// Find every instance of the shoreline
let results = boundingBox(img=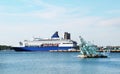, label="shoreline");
[49,49,120,53]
